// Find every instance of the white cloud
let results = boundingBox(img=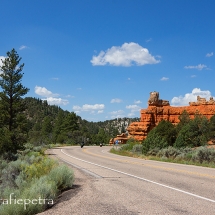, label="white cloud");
[110,98,123,103]
[35,86,69,106]
[51,77,59,80]
[65,94,75,98]
[171,88,213,106]
[110,110,124,115]
[0,56,5,68]
[128,112,135,117]
[134,100,142,104]
[73,104,105,113]
[146,38,152,42]
[73,106,81,112]
[35,86,59,97]
[82,104,104,111]
[126,105,141,112]
[0,56,5,74]
[44,97,69,105]
[184,64,207,70]
[206,52,213,57]
[110,110,125,119]
[160,77,169,81]
[19,45,28,50]
[91,42,160,66]
[191,75,196,78]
